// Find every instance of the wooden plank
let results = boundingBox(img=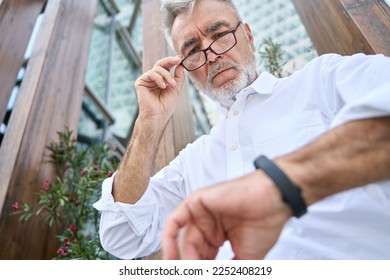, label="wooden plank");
[0,0,63,259]
[292,0,390,55]
[340,0,390,55]
[141,0,195,259]
[142,0,195,175]
[0,0,97,259]
[0,0,61,229]
[0,0,45,129]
